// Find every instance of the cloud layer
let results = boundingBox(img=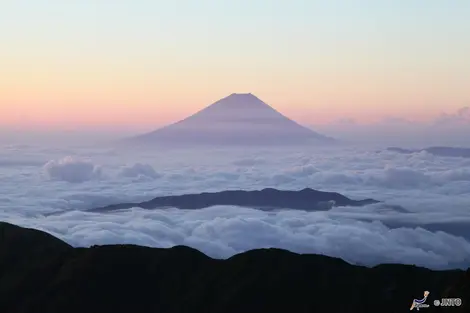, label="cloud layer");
[4,207,470,270]
[1,143,470,270]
